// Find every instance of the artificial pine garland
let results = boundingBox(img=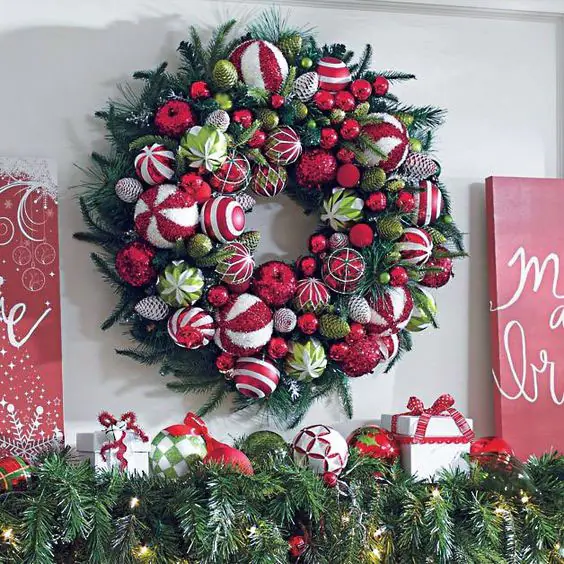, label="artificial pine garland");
[0,449,562,563]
